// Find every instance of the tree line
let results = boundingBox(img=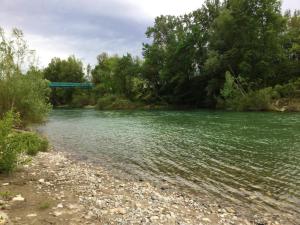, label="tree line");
[43,0,300,111]
[1,0,300,114]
